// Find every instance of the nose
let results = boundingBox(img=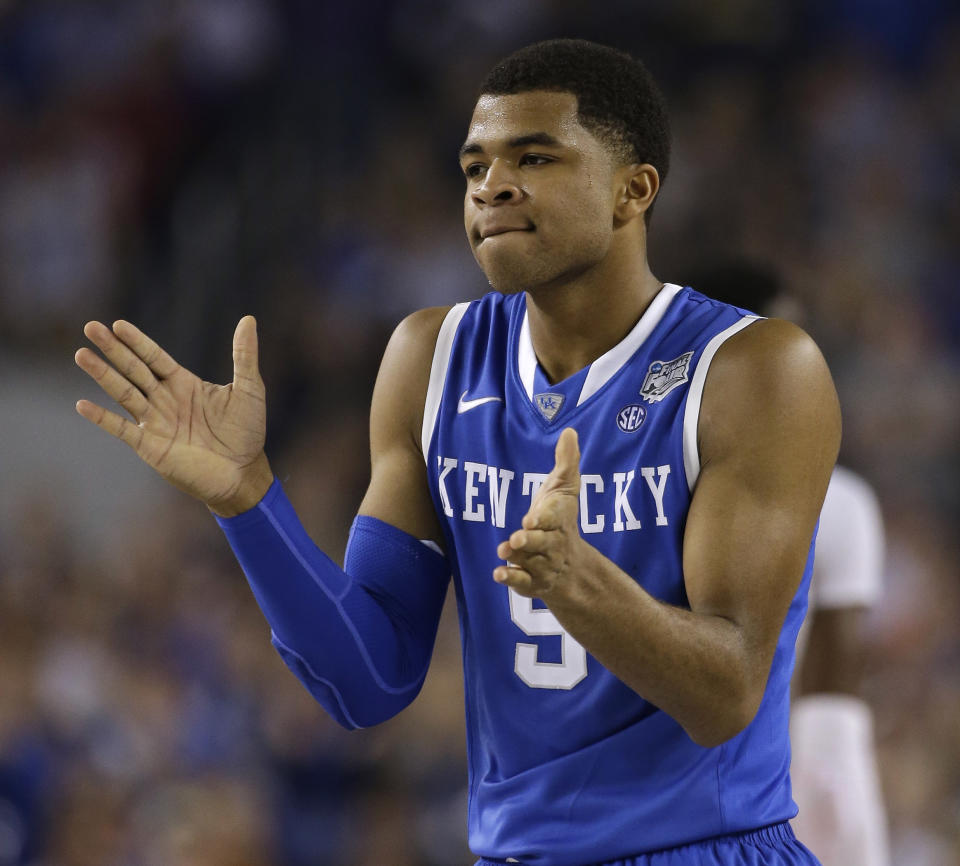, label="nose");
[472,159,522,207]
